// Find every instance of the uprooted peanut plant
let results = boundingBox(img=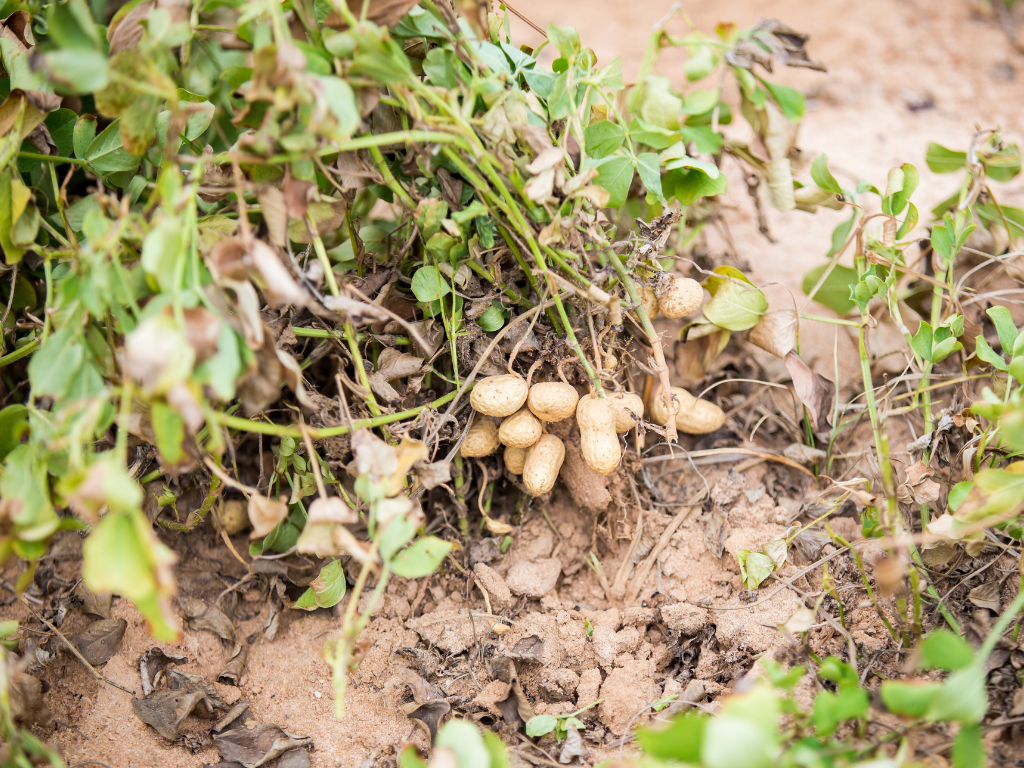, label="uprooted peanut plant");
[3,0,1024,765]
